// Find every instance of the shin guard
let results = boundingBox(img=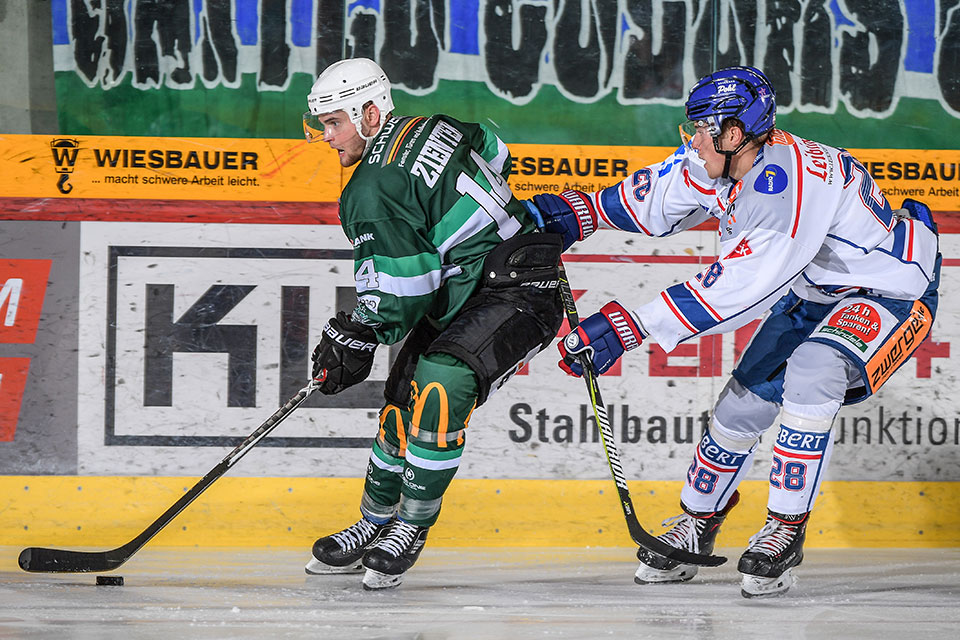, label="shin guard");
[767,410,835,515]
[360,404,408,522]
[398,353,478,527]
[681,424,757,513]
